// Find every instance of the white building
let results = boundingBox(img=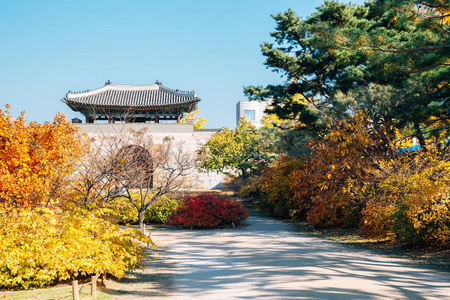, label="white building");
[236,100,267,128]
